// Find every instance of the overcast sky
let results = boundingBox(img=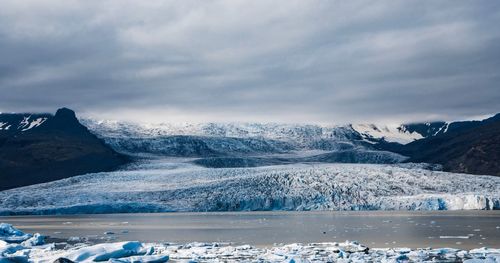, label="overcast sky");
[1,1,499,124]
